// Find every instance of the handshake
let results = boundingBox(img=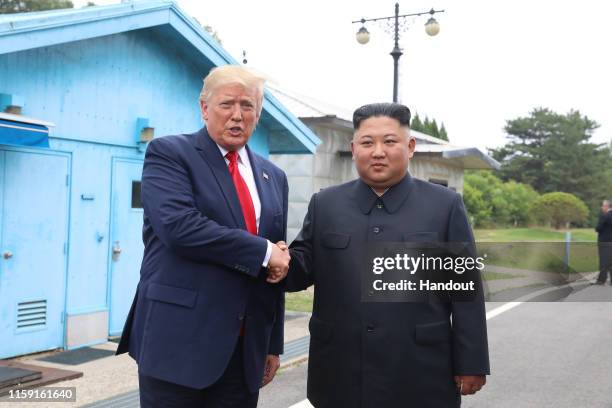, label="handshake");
[266,241,290,284]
